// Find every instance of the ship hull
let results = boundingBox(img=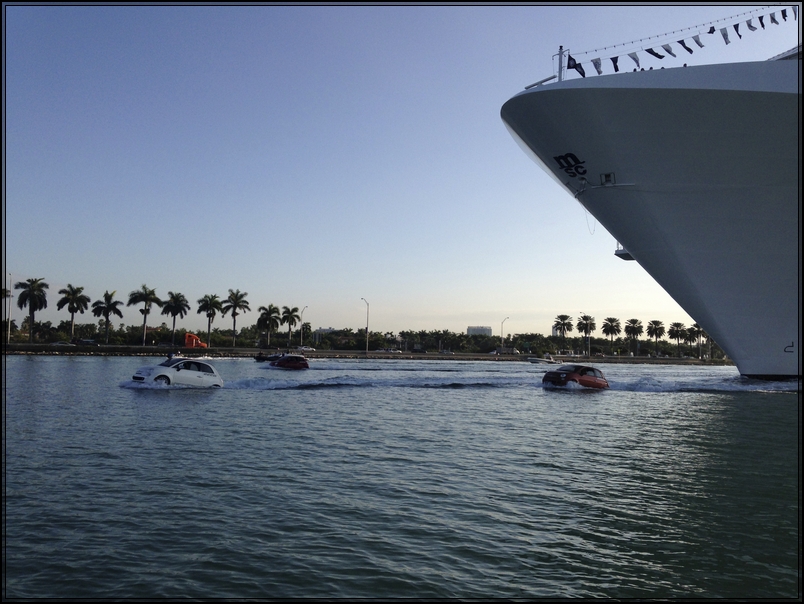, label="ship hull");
[501,60,801,378]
